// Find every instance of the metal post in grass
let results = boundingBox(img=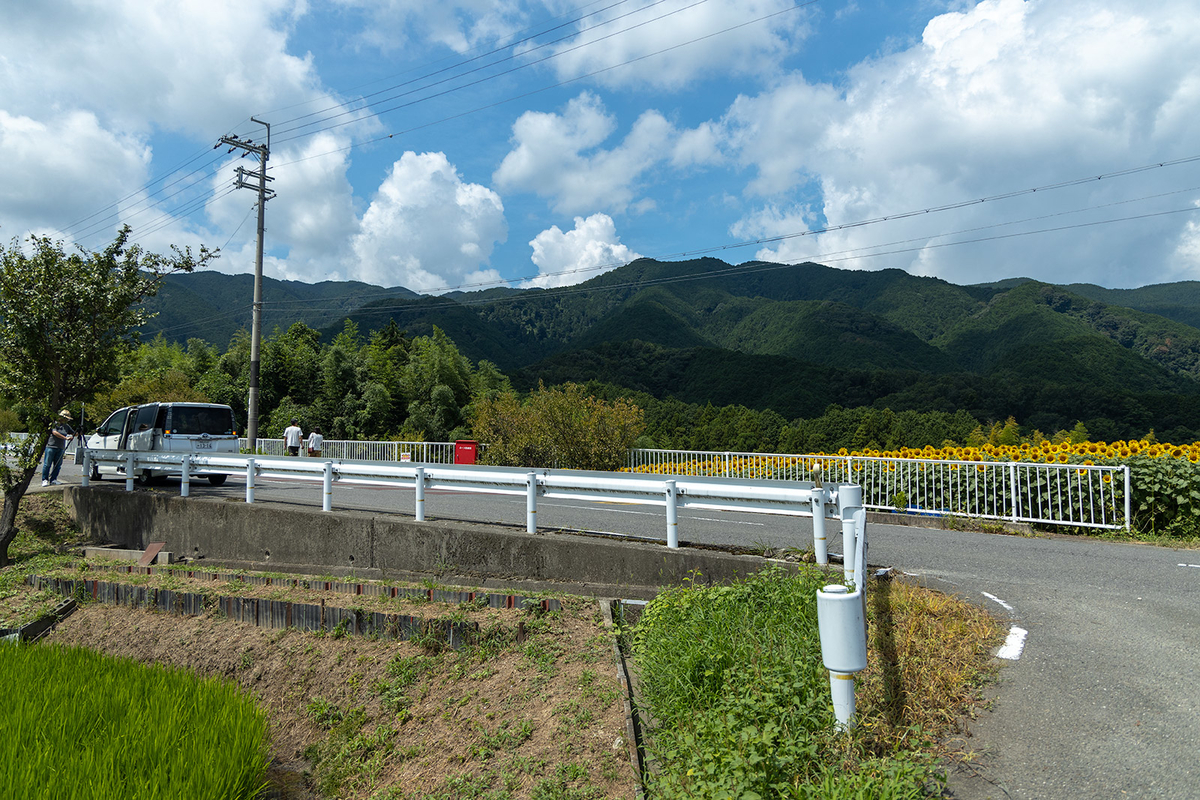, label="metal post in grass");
[817,483,869,730]
[415,467,425,521]
[817,583,867,730]
[526,472,537,534]
[245,458,256,504]
[180,456,191,498]
[665,479,678,548]
[322,461,333,512]
[125,452,135,492]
